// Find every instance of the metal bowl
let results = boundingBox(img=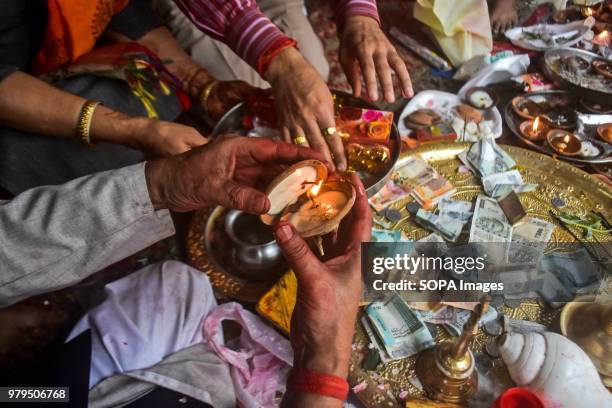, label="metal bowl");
[224,209,283,272]
[543,47,612,105]
[212,90,401,197]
